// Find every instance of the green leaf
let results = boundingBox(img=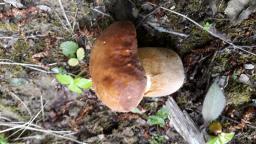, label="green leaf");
[68,58,79,66]
[76,48,85,61]
[131,107,144,114]
[203,22,212,31]
[207,136,221,144]
[219,133,234,144]
[60,41,79,58]
[55,74,73,85]
[68,84,82,94]
[147,115,165,127]
[207,133,234,144]
[74,78,92,89]
[156,107,169,120]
